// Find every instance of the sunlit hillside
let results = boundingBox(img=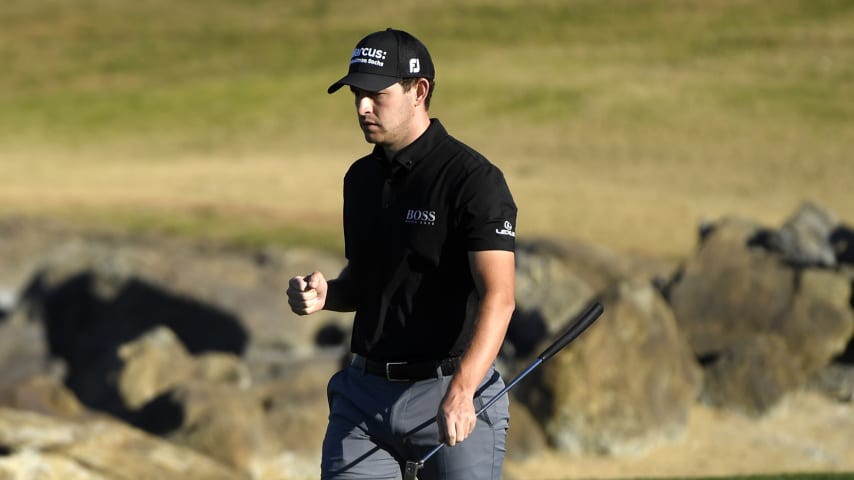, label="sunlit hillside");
[1,0,852,258]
